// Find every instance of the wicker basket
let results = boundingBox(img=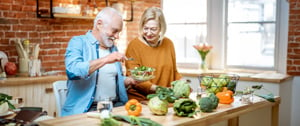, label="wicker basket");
[197,73,240,94]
